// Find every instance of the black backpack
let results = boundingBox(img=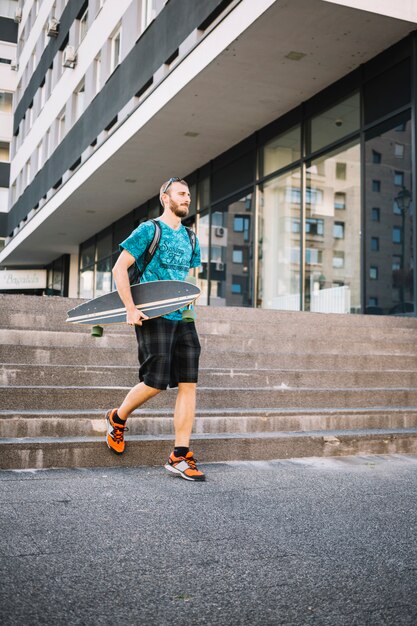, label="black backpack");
[128,219,196,286]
